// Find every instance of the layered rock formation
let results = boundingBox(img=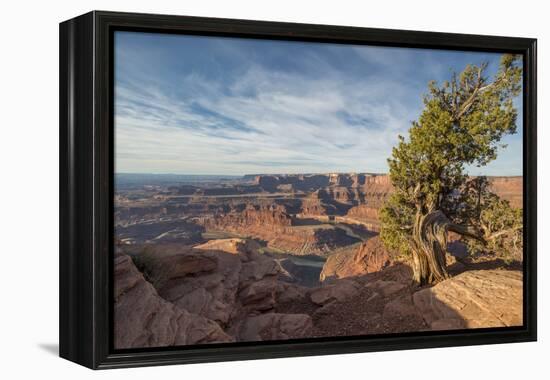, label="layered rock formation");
[203,203,360,255]
[299,196,335,216]
[116,173,521,255]
[345,205,381,224]
[253,173,331,192]
[202,204,291,241]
